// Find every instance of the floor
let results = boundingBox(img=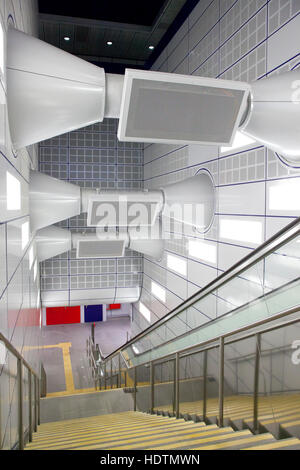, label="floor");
[39,317,131,395]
